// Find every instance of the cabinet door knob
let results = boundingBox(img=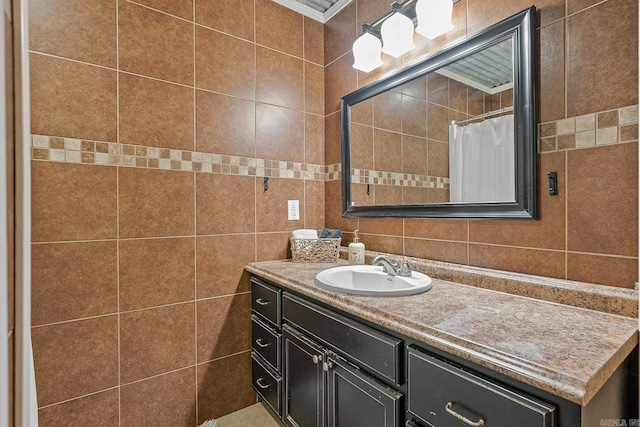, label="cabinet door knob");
[445,402,485,427]
[255,338,270,348]
[312,355,320,364]
[323,361,333,371]
[255,378,271,389]
[255,298,269,306]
